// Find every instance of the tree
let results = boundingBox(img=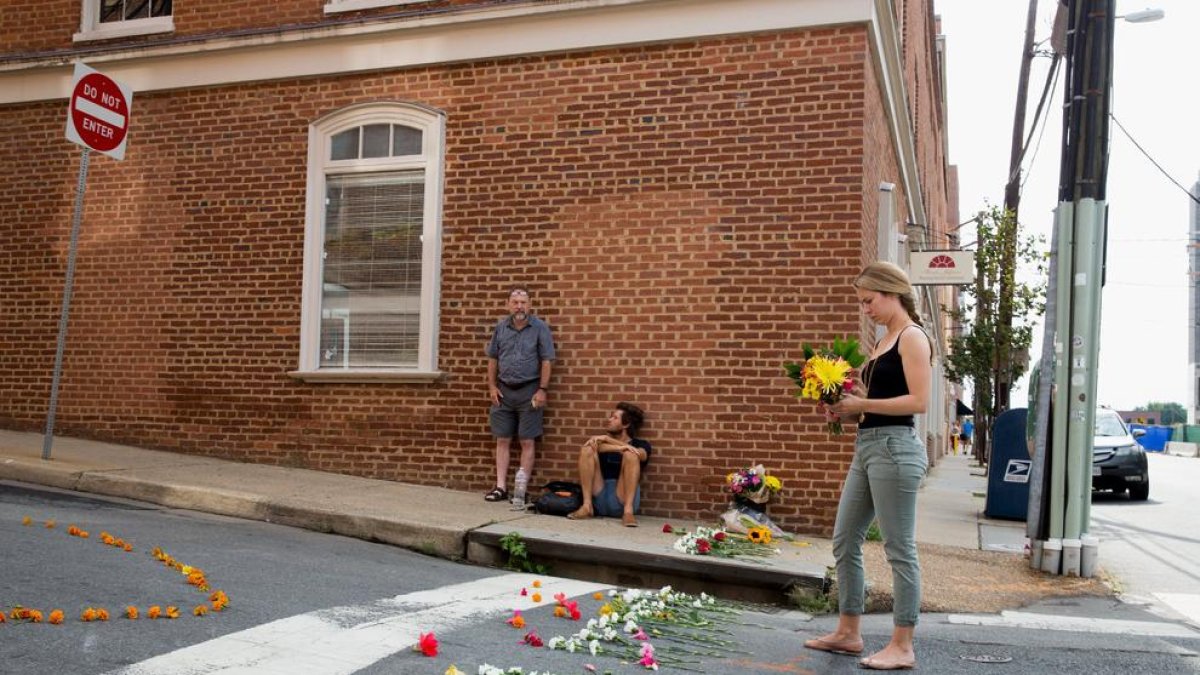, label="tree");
[1136,402,1187,426]
[944,206,1047,463]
